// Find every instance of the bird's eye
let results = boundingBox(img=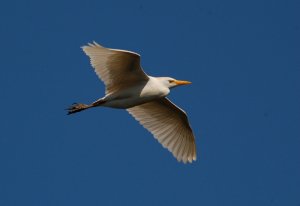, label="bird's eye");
[168,80,174,83]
